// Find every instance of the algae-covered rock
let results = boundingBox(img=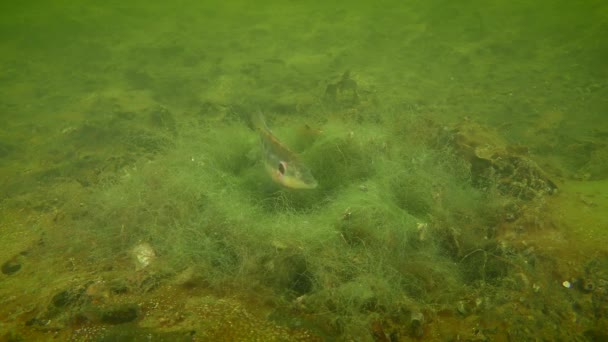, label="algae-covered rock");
[452,119,557,200]
[100,304,139,324]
